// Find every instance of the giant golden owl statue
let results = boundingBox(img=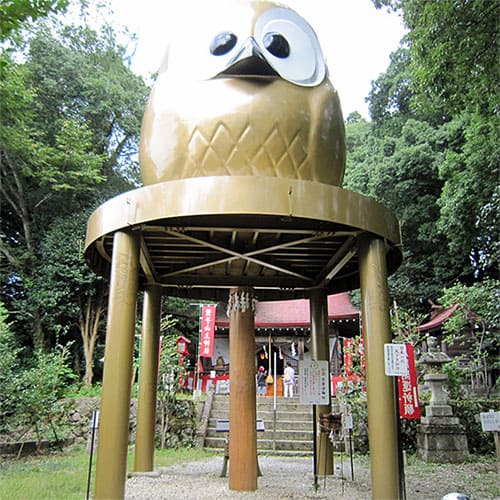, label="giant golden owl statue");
[140,1,345,186]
